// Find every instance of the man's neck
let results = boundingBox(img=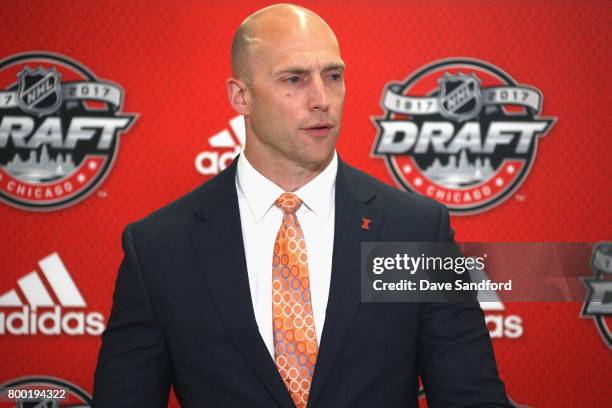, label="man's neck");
[242,147,333,192]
